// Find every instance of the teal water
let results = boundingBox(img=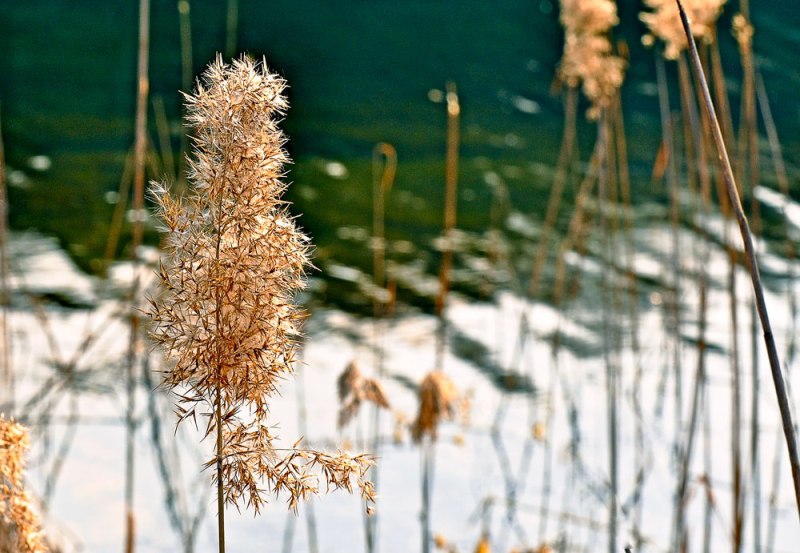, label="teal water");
[1,0,800,315]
